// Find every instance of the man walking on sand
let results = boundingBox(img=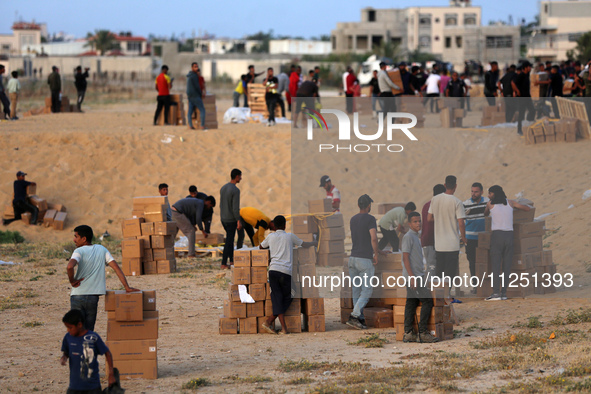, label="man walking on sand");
[67,225,139,331]
[346,194,386,330]
[428,175,466,302]
[187,62,206,130]
[48,66,61,113]
[154,65,172,125]
[220,169,243,269]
